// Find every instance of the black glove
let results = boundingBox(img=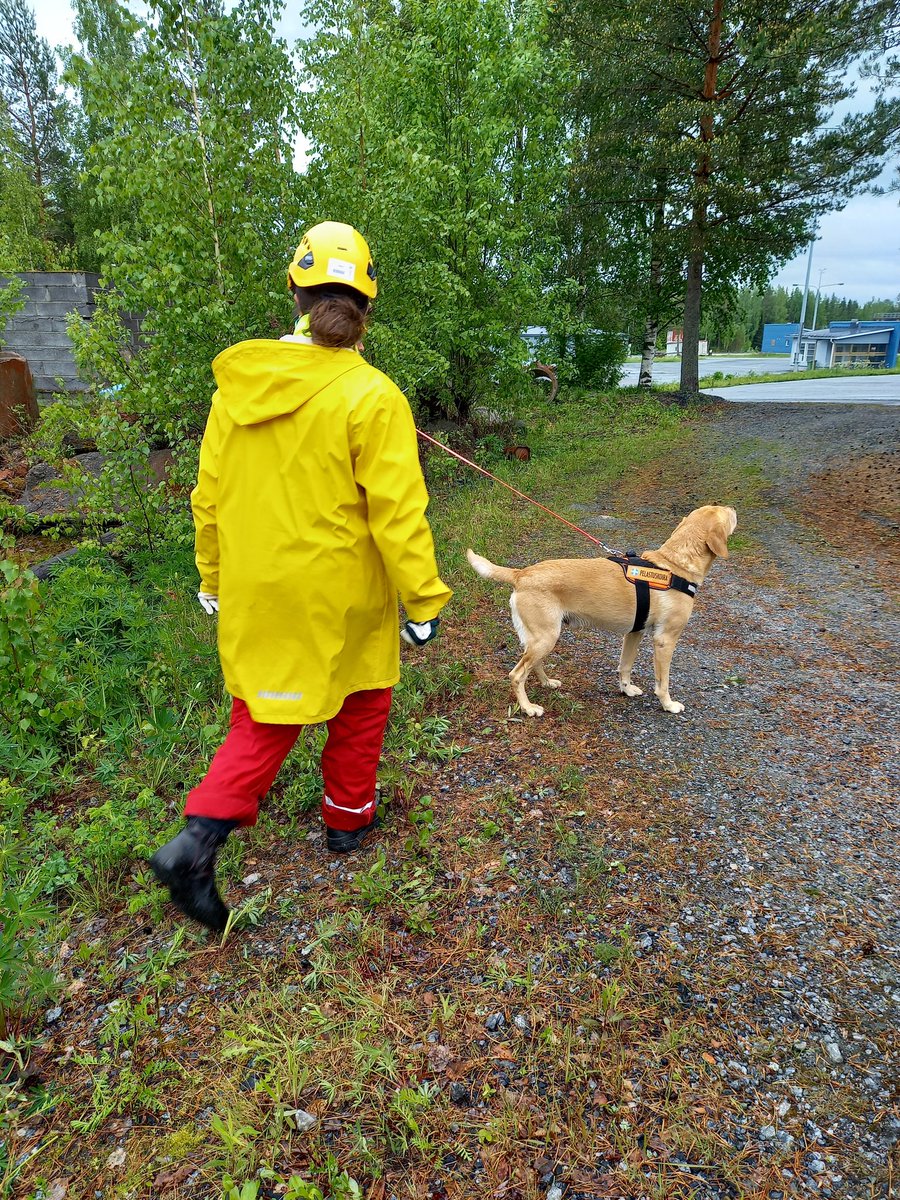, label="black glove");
[401,617,440,646]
